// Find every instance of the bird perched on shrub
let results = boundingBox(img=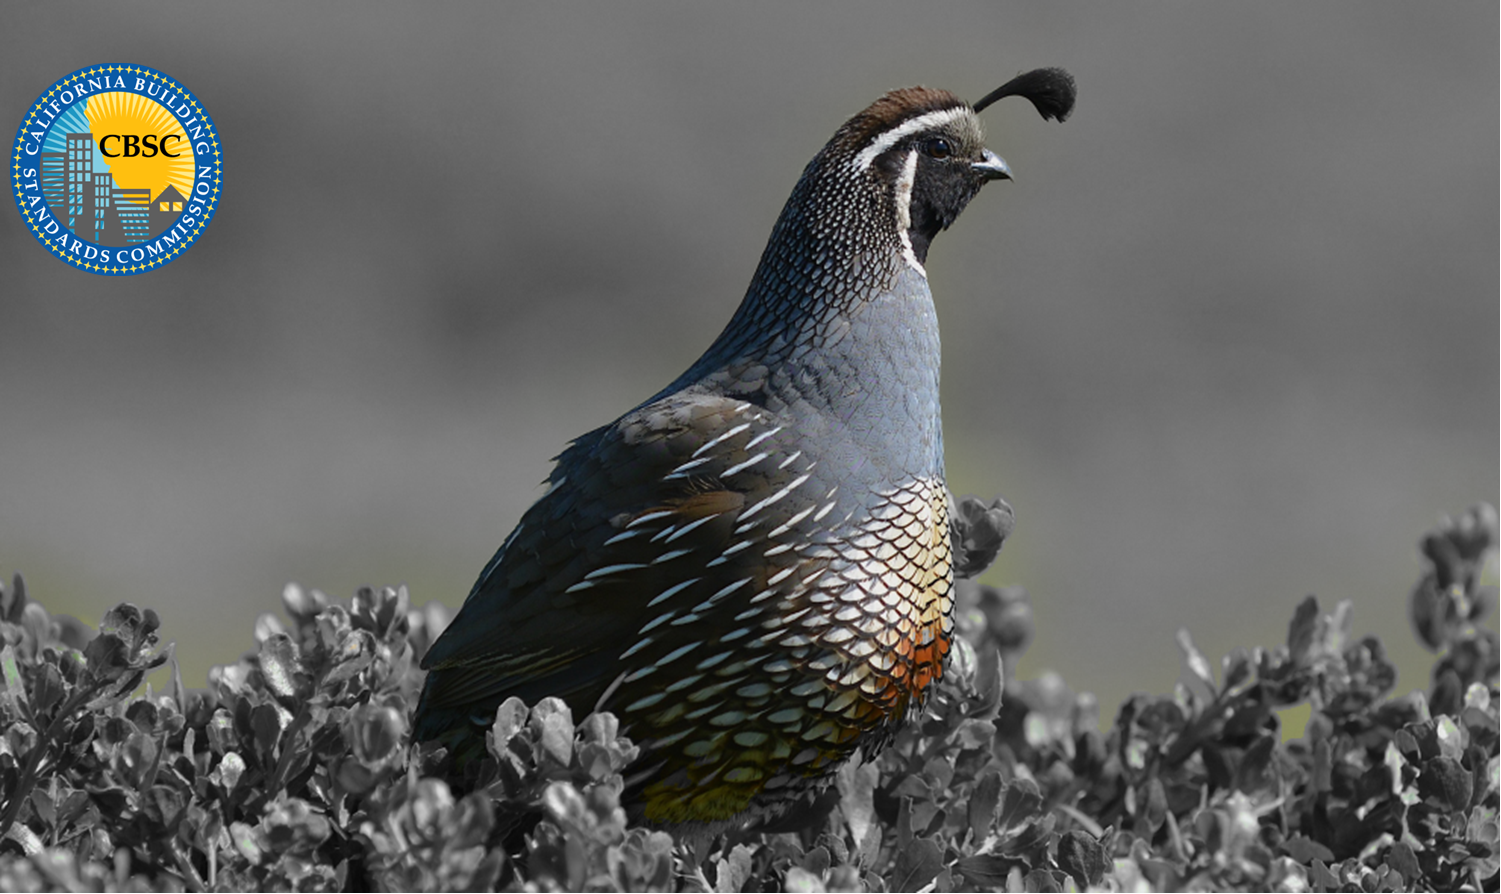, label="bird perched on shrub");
[416,69,1075,826]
